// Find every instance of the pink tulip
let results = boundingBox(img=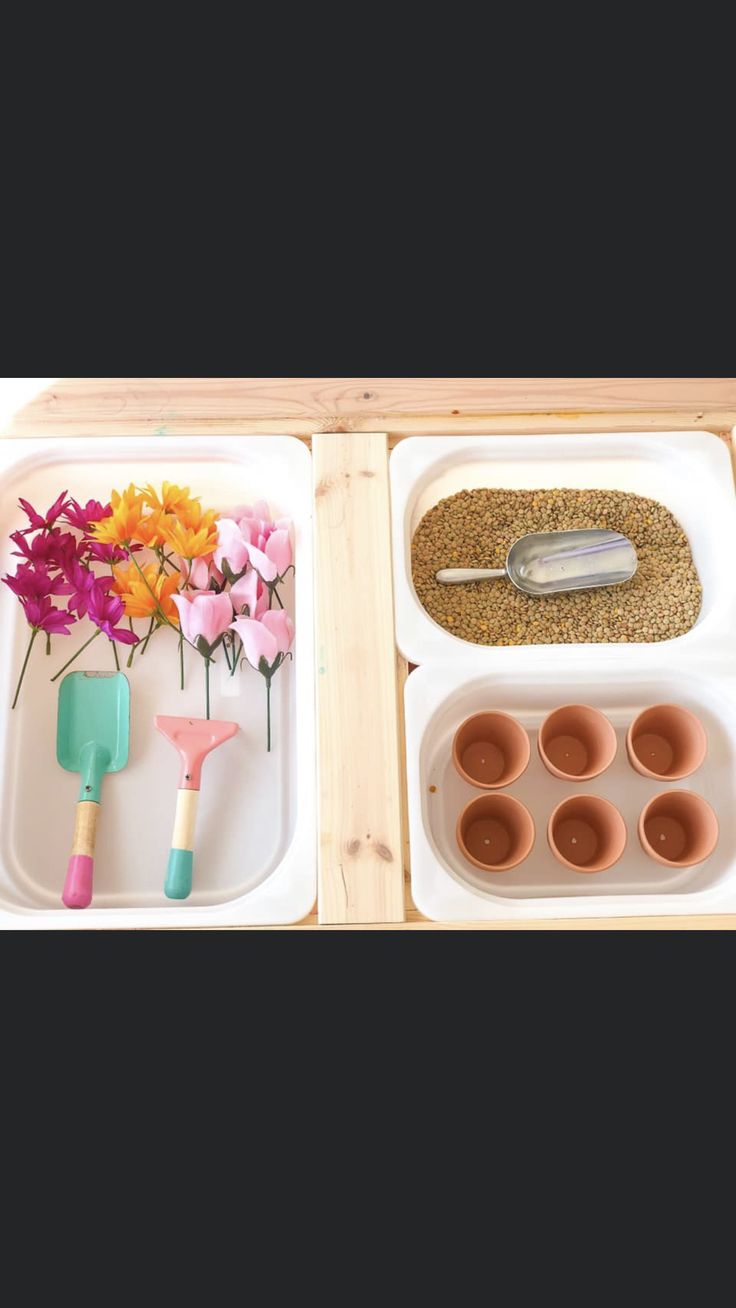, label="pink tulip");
[213,518,250,574]
[173,591,233,651]
[229,567,261,617]
[246,544,278,584]
[178,556,219,590]
[231,610,294,671]
[261,609,295,653]
[265,528,292,577]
